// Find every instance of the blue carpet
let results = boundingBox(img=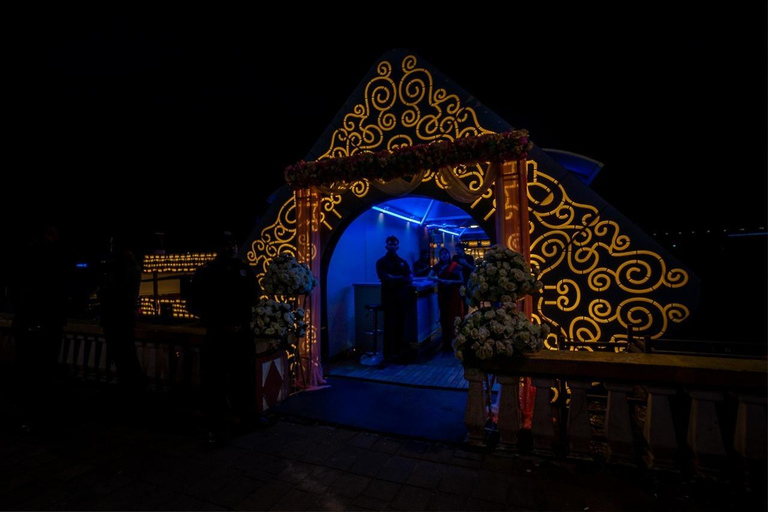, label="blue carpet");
[271,377,469,443]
